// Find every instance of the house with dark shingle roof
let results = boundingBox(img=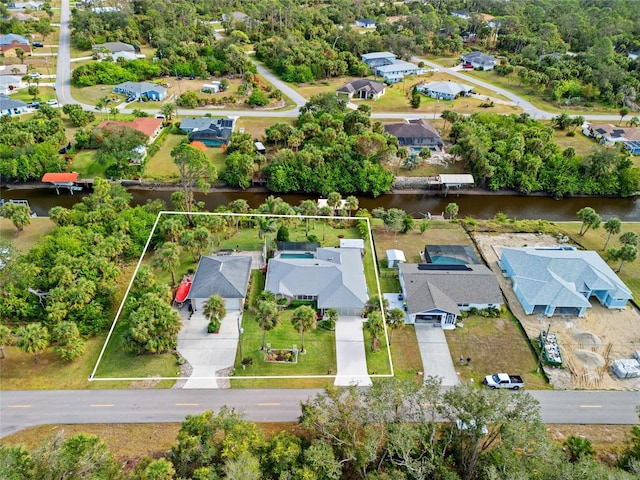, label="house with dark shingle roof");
[384,118,443,151]
[461,51,497,70]
[399,263,503,328]
[336,79,386,100]
[188,255,252,311]
[0,94,27,115]
[265,247,369,316]
[500,247,632,317]
[180,117,236,146]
